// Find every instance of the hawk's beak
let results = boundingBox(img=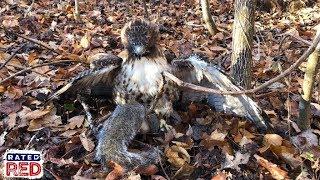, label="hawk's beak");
[133,45,146,56]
